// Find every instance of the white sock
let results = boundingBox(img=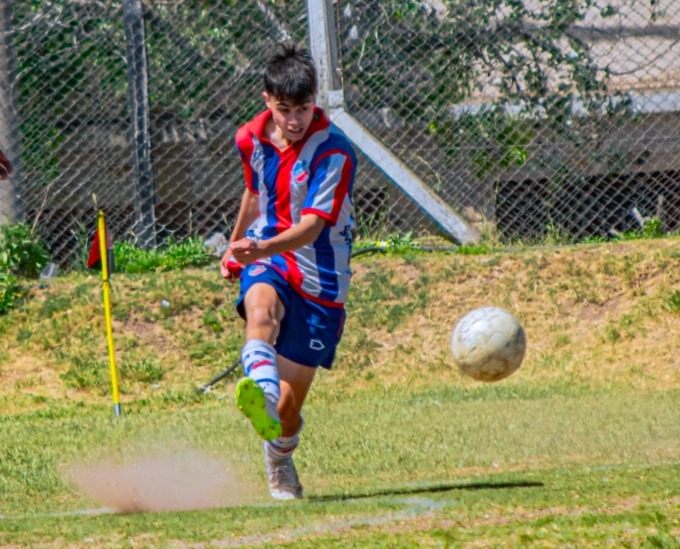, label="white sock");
[241,339,280,401]
[266,417,304,460]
